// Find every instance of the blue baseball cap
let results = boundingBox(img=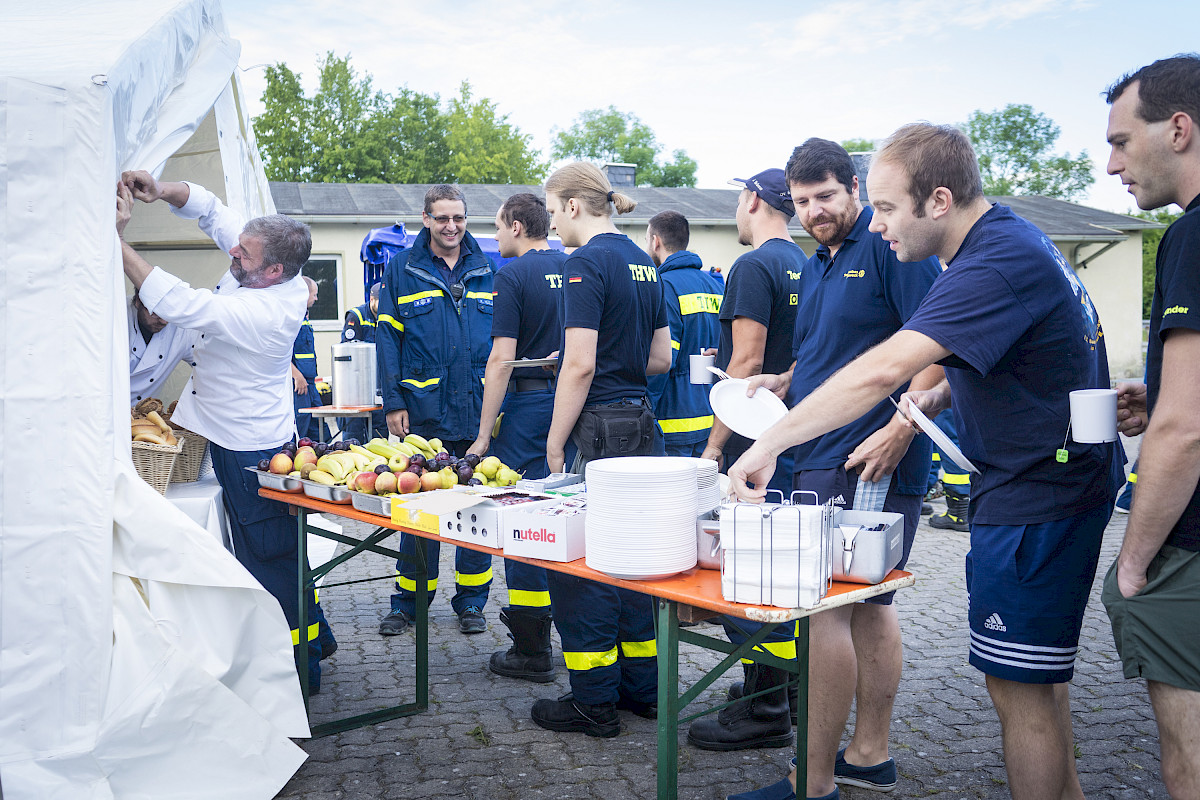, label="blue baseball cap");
[728,168,795,217]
